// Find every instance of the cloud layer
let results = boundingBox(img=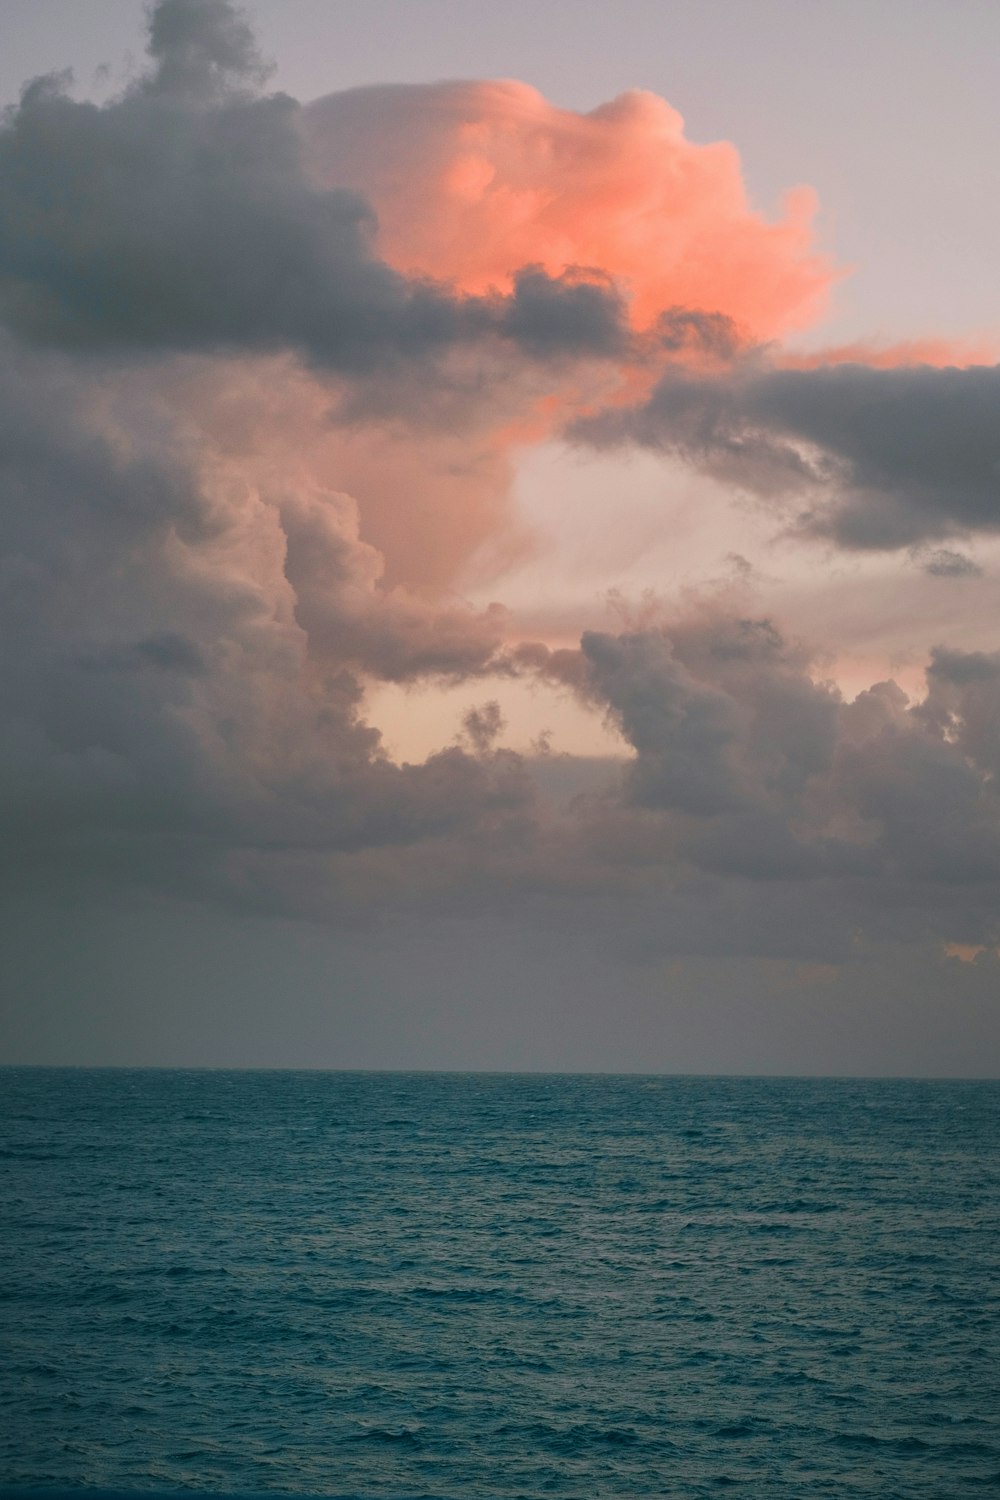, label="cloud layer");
[1,0,998,1068]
